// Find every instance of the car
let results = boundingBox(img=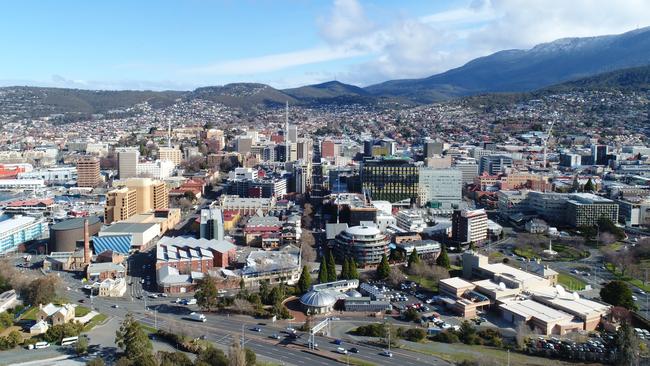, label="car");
[305,342,318,348]
[633,295,639,301]
[251,327,262,332]
[333,339,342,345]
[160,293,168,297]
[349,347,359,353]
[112,304,119,308]
[381,350,393,357]
[636,288,646,295]
[78,299,85,303]
[269,334,281,340]
[149,294,158,299]
[336,347,348,354]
